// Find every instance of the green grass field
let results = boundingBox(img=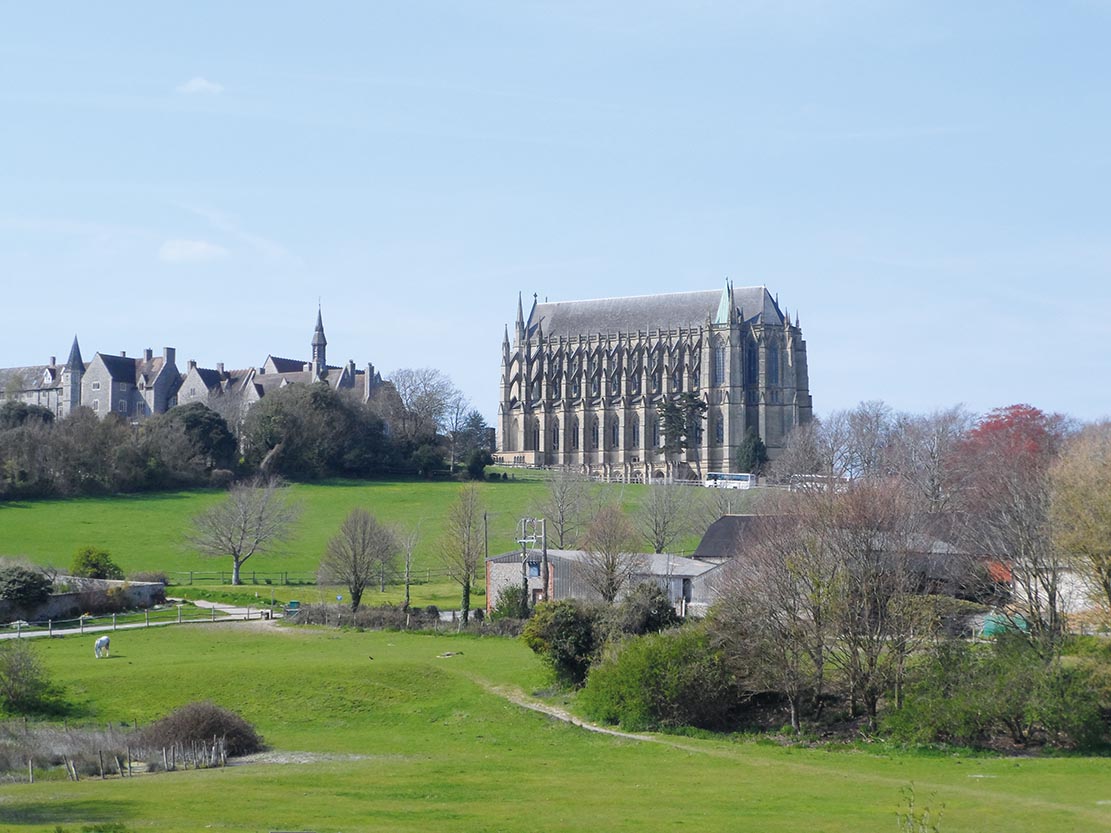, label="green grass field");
[0,476,768,610]
[4,623,1110,833]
